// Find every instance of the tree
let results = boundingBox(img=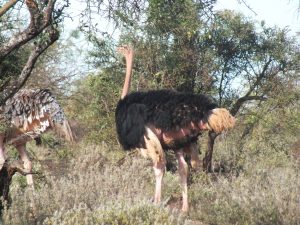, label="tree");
[201,10,299,171]
[0,0,69,105]
[142,0,216,92]
[86,2,299,171]
[0,0,69,210]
